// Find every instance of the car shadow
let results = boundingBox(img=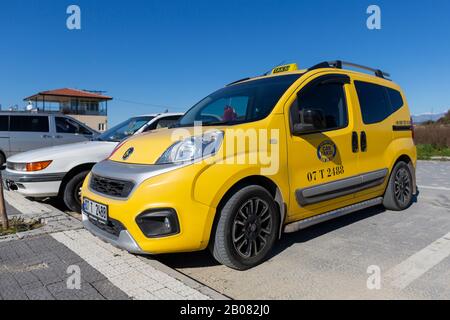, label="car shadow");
[156,205,388,269]
[268,205,386,260]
